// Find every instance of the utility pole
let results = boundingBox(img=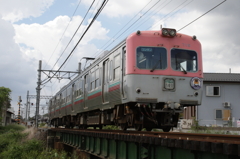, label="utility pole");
[18,96,22,124]
[35,60,81,127]
[25,90,29,123]
[36,61,42,127]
